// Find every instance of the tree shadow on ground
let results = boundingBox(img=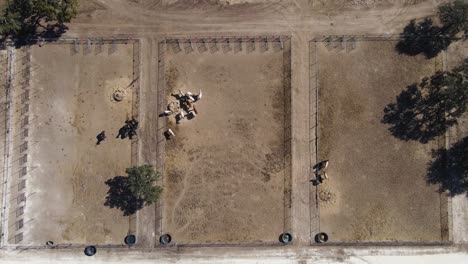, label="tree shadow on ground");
[396,19,453,59]
[382,67,466,143]
[10,23,68,48]
[104,176,144,216]
[382,83,453,144]
[427,136,468,197]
